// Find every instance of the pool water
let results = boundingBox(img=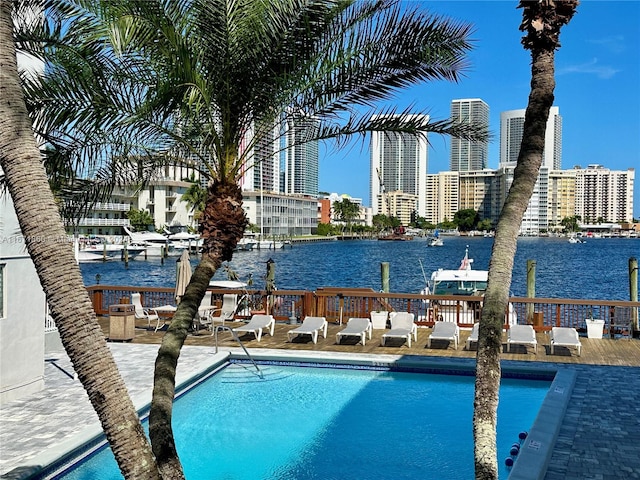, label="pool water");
[55,364,550,479]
